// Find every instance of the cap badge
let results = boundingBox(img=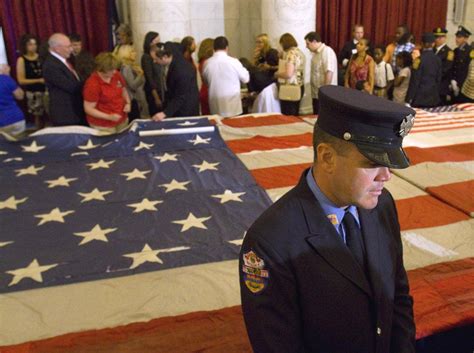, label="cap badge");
[343,132,352,141]
[398,114,415,137]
